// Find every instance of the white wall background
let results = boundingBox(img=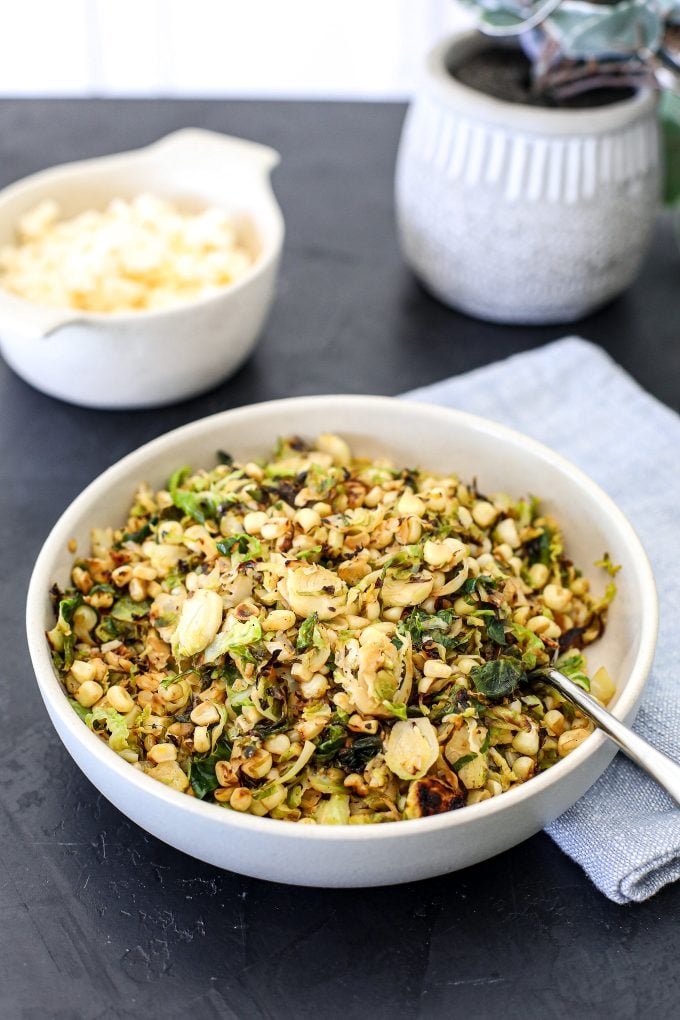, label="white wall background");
[0,0,471,99]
